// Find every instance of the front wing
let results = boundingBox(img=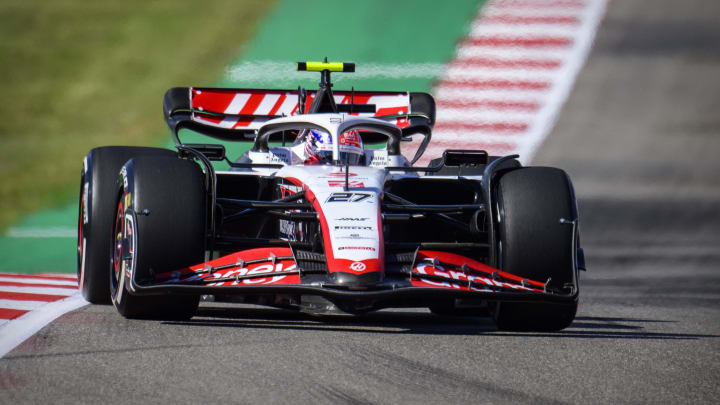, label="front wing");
[127,248,577,309]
